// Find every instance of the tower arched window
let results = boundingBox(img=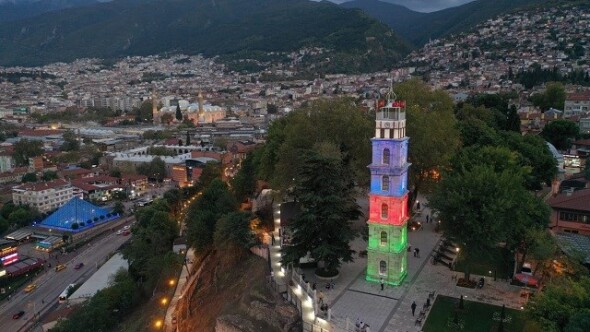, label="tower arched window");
[380,231,387,246]
[383,148,390,165]
[379,260,387,275]
[381,175,389,191]
[381,203,388,219]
